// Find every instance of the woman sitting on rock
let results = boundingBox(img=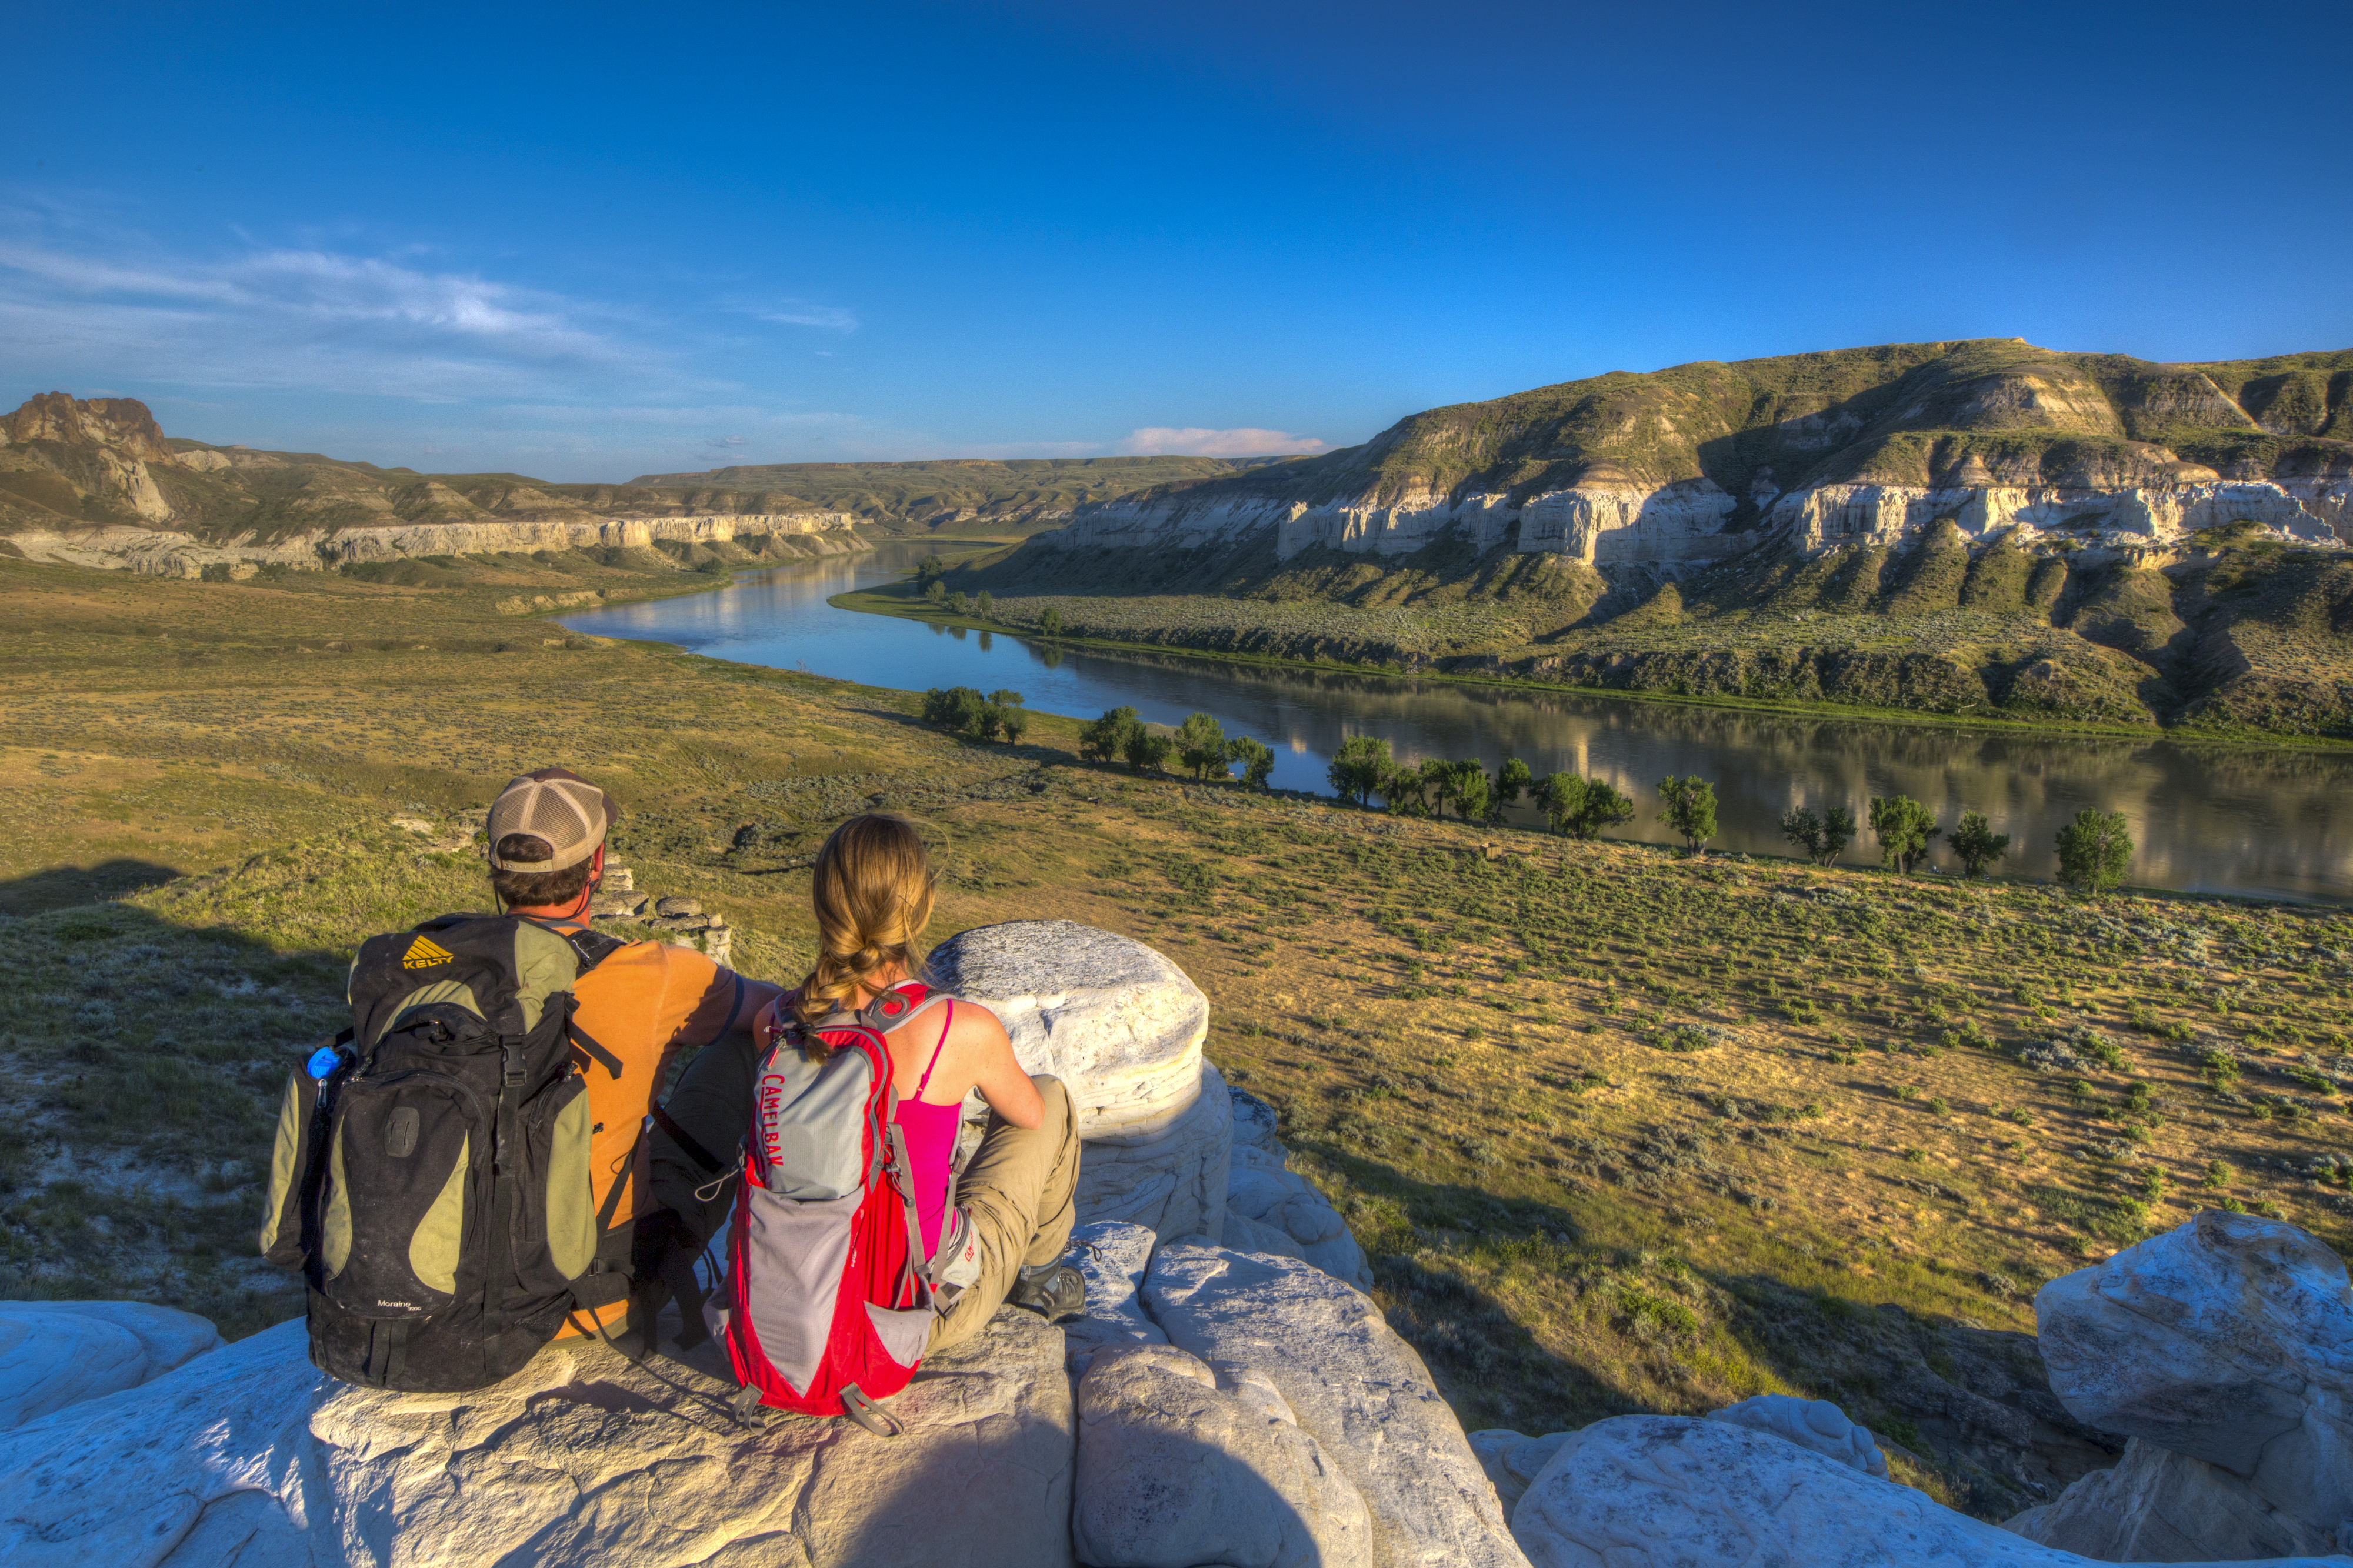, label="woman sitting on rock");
[647,811,1084,1355]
